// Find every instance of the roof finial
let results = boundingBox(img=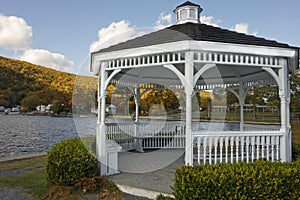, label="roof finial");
[174,1,203,24]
